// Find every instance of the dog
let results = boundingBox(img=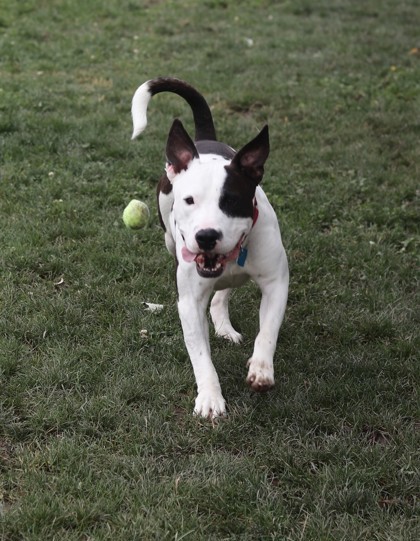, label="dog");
[131,78,289,418]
